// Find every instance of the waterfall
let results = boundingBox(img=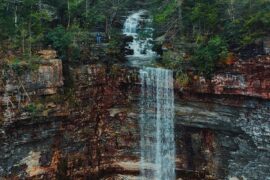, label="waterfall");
[123,11,175,180]
[123,11,157,66]
[139,68,175,180]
